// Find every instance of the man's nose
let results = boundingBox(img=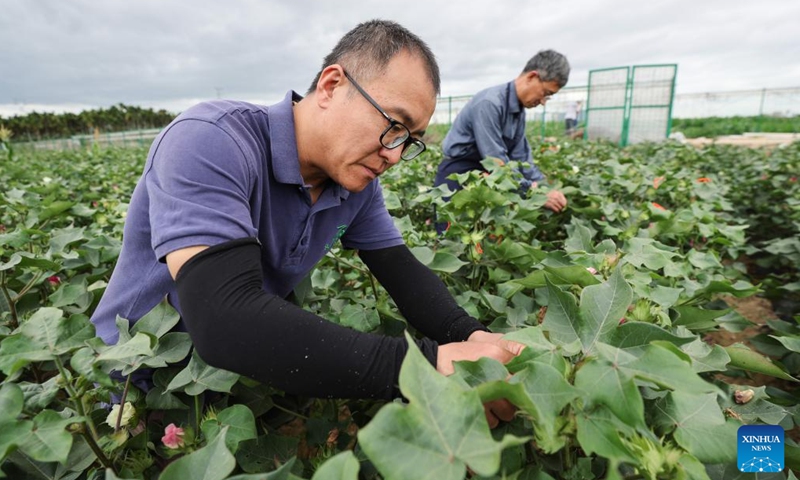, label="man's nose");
[380,145,404,166]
